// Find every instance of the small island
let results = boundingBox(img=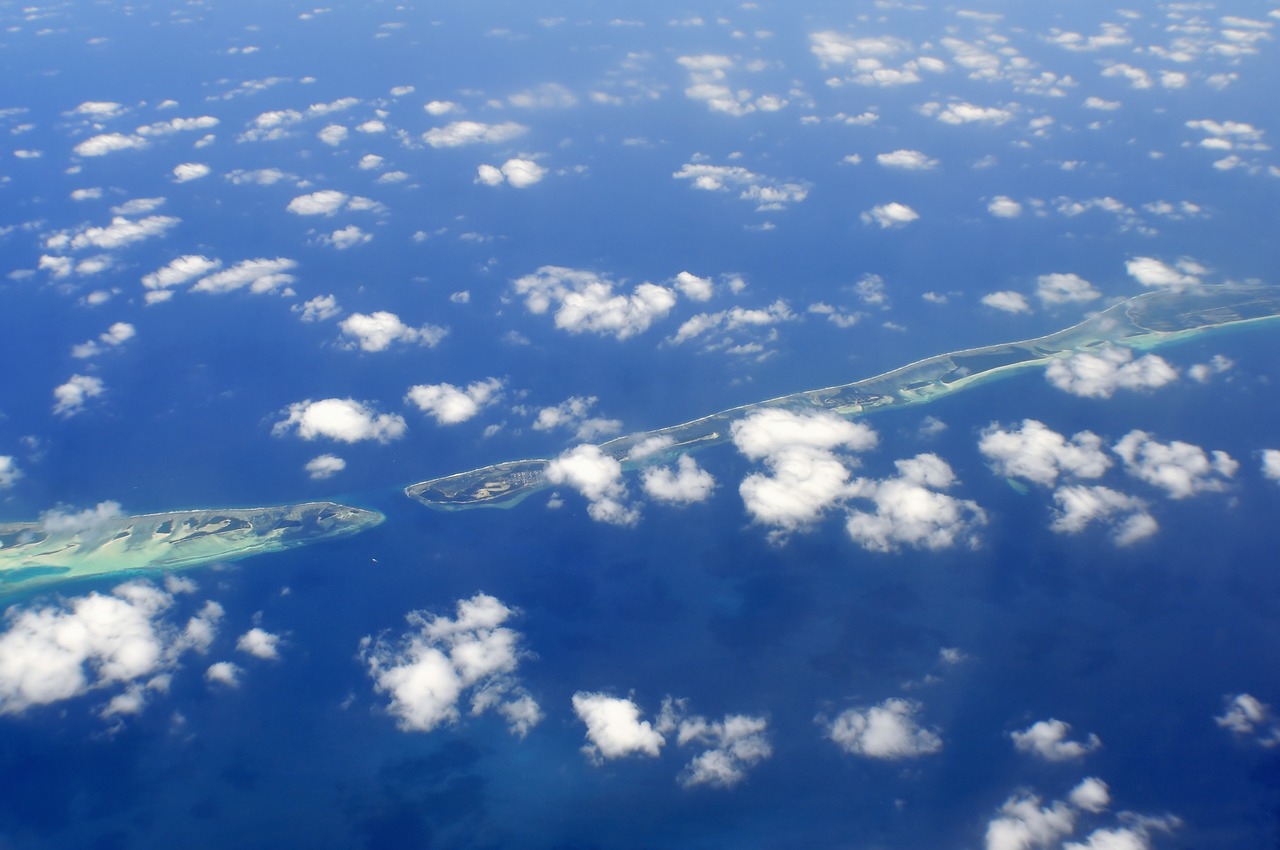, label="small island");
[0,501,384,597]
